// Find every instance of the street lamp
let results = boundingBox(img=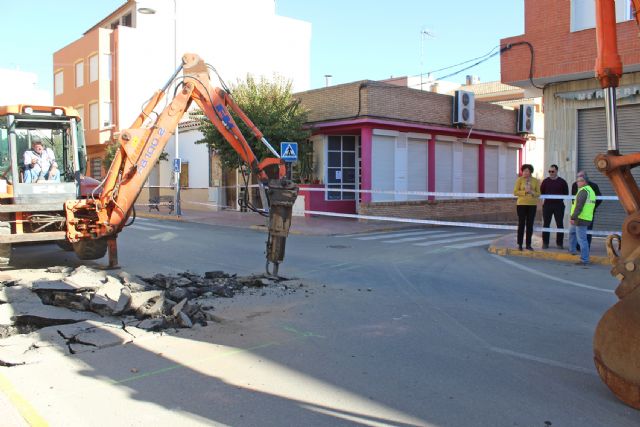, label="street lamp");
[420,29,435,91]
[138,2,181,215]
